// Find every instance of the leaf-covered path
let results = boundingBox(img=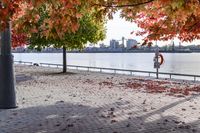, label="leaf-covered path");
[1,65,200,133]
